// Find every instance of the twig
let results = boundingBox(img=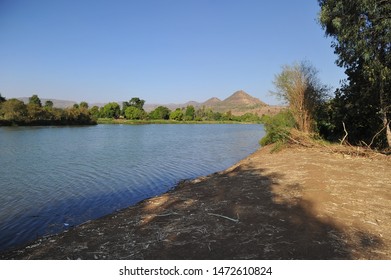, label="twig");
[156,212,179,217]
[207,213,239,223]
